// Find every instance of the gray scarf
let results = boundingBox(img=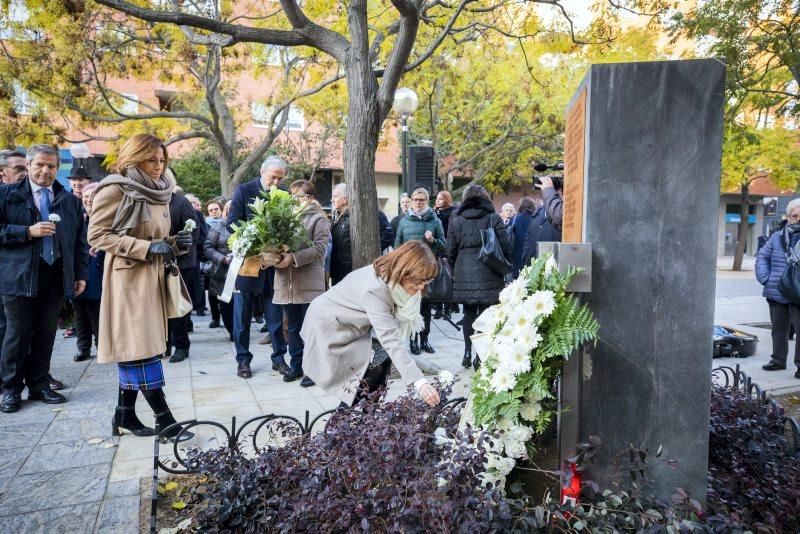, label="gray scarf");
[92,166,175,235]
